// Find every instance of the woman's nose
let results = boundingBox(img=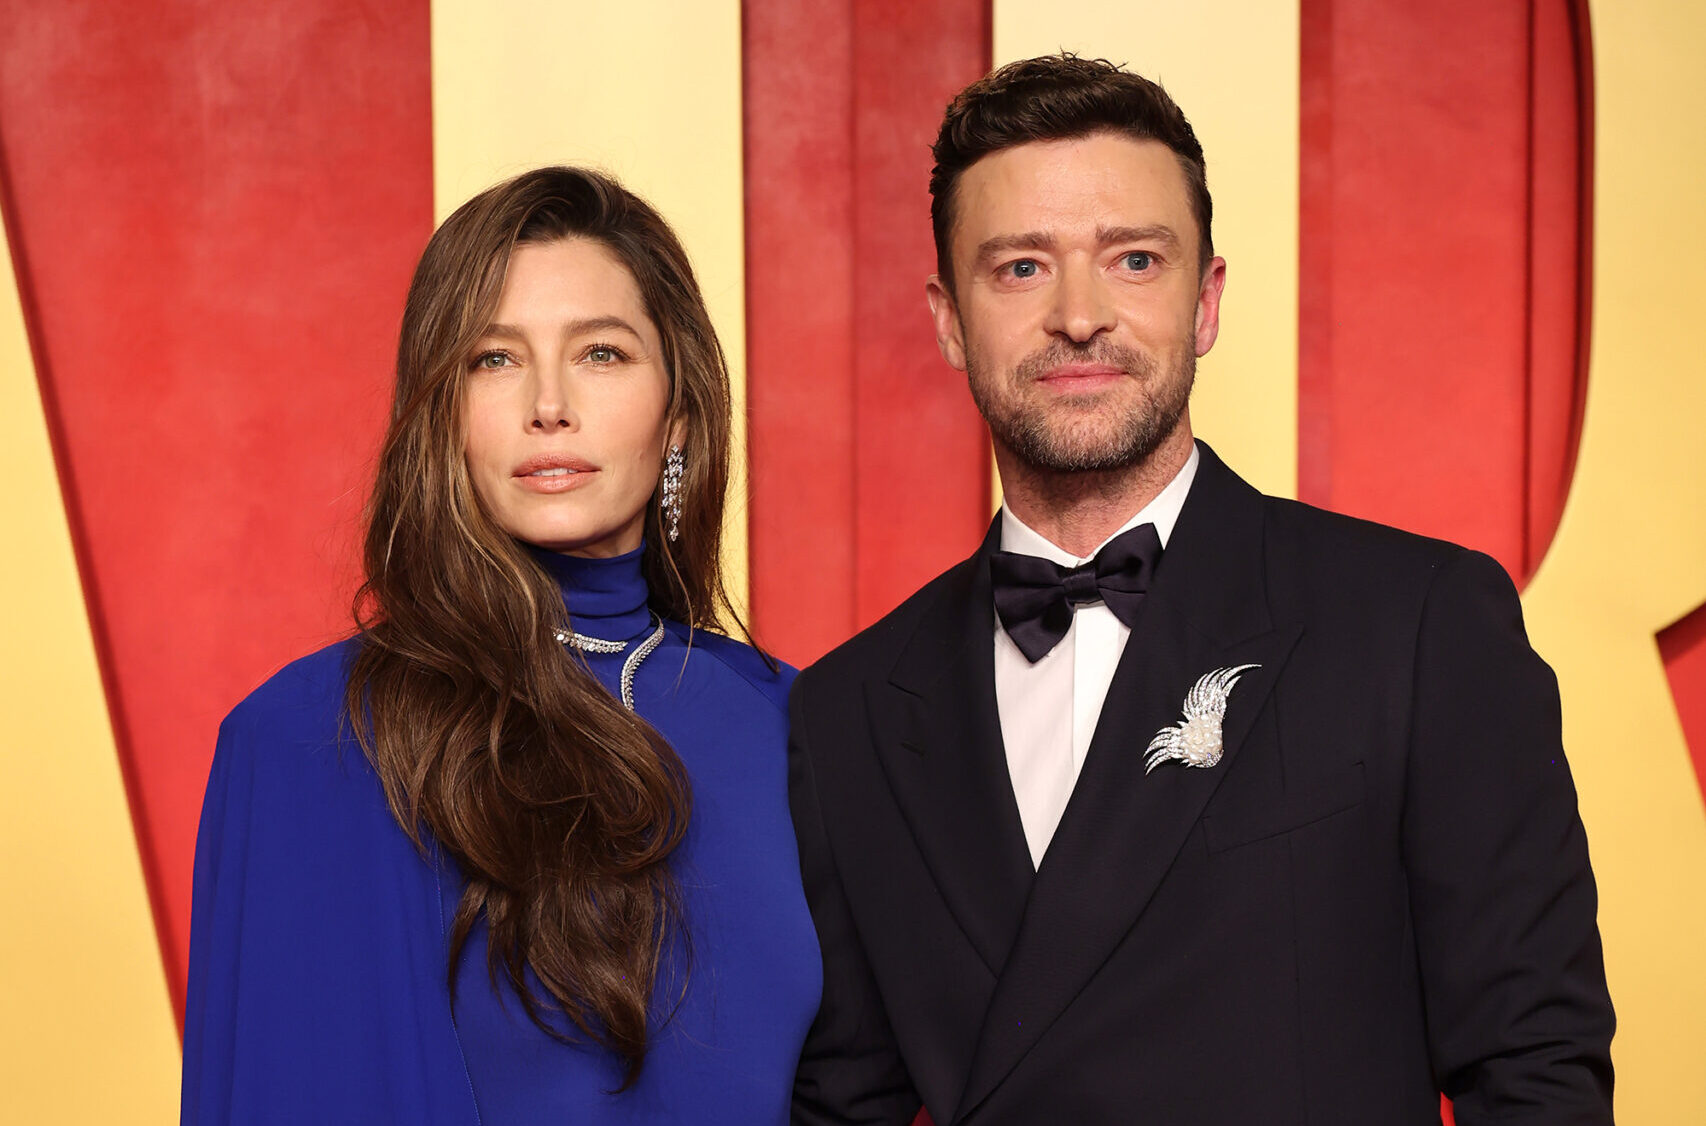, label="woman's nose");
[530,371,577,431]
